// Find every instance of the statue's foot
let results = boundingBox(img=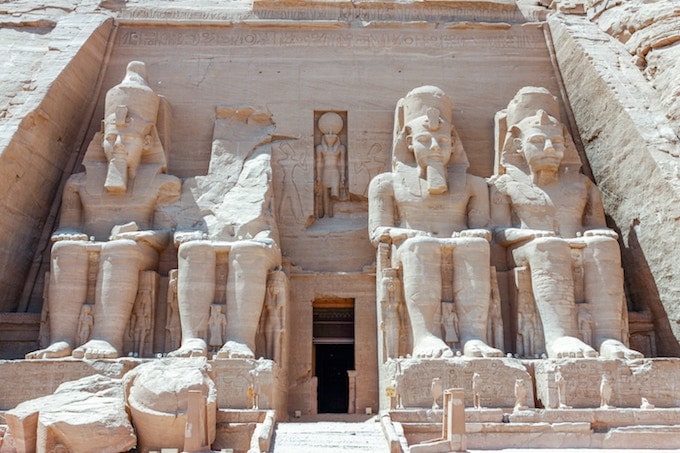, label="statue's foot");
[215,340,255,359]
[599,339,643,360]
[72,340,119,359]
[25,341,72,359]
[167,338,208,358]
[412,335,453,359]
[547,336,598,359]
[463,339,503,358]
